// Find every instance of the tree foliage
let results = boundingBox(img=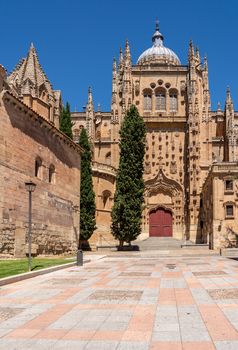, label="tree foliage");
[60,102,73,139]
[111,105,146,248]
[79,128,96,244]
